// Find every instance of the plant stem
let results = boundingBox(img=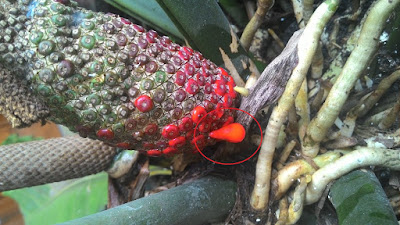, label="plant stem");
[240,0,275,50]
[273,150,342,200]
[249,0,340,211]
[305,147,400,205]
[287,177,307,224]
[341,69,400,136]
